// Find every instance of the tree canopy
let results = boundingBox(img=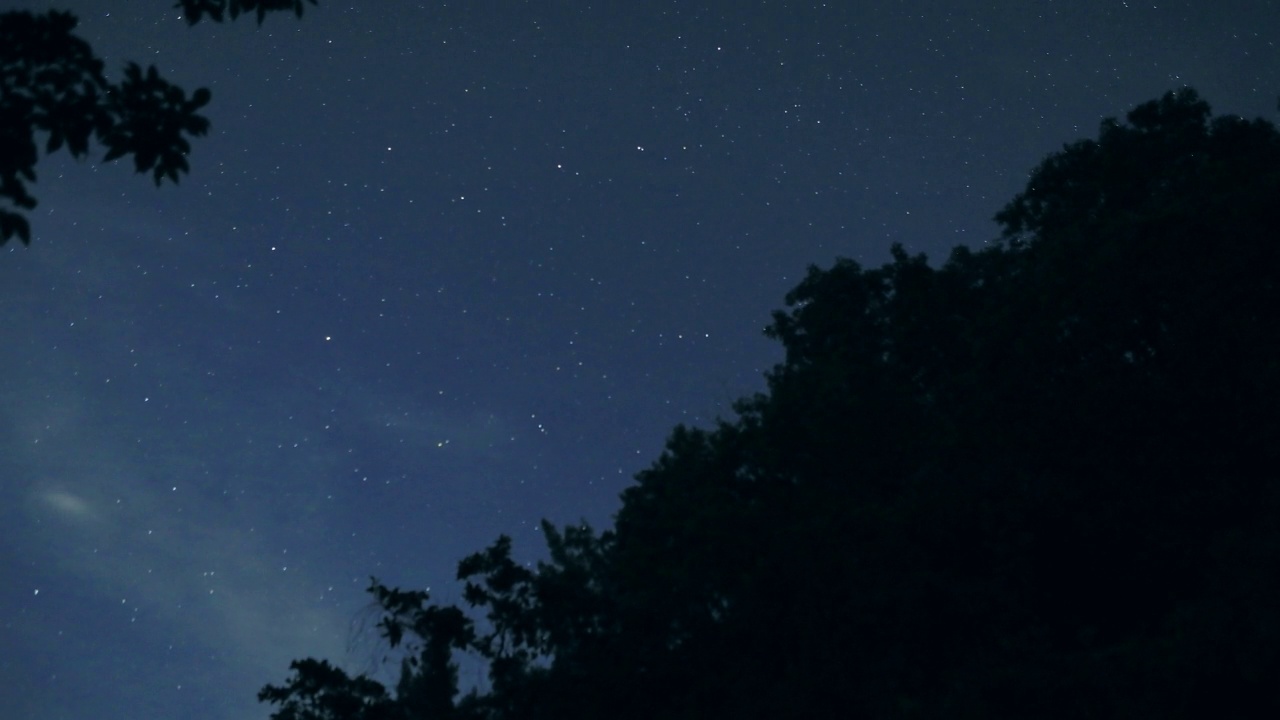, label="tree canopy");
[259,88,1280,718]
[0,1,316,245]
